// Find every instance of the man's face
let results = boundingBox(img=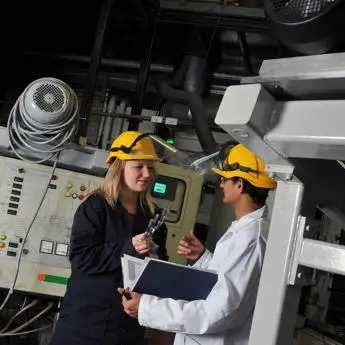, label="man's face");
[220,177,242,204]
